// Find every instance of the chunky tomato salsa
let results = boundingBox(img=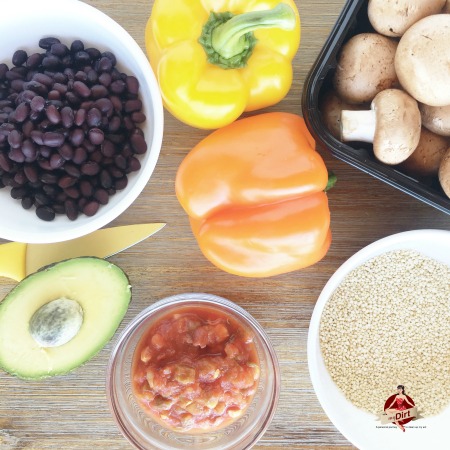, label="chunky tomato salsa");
[132,306,260,432]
